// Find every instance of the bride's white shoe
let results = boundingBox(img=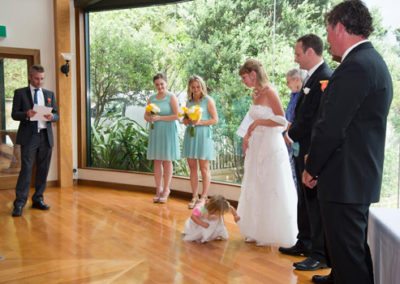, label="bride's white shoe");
[245,237,257,243]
